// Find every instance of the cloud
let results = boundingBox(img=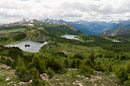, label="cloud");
[0,0,130,23]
